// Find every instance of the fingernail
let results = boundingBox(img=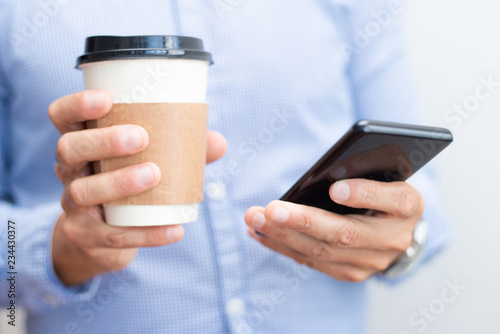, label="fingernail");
[250,212,266,229]
[270,206,289,224]
[87,91,107,110]
[166,226,183,241]
[136,165,155,186]
[123,128,144,150]
[331,181,350,203]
